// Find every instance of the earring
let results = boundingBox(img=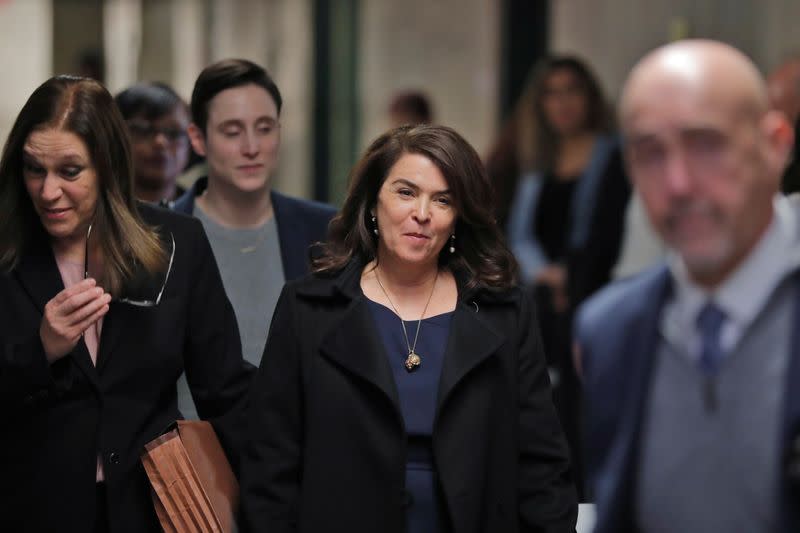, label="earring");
[449,234,455,253]
[372,215,378,236]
